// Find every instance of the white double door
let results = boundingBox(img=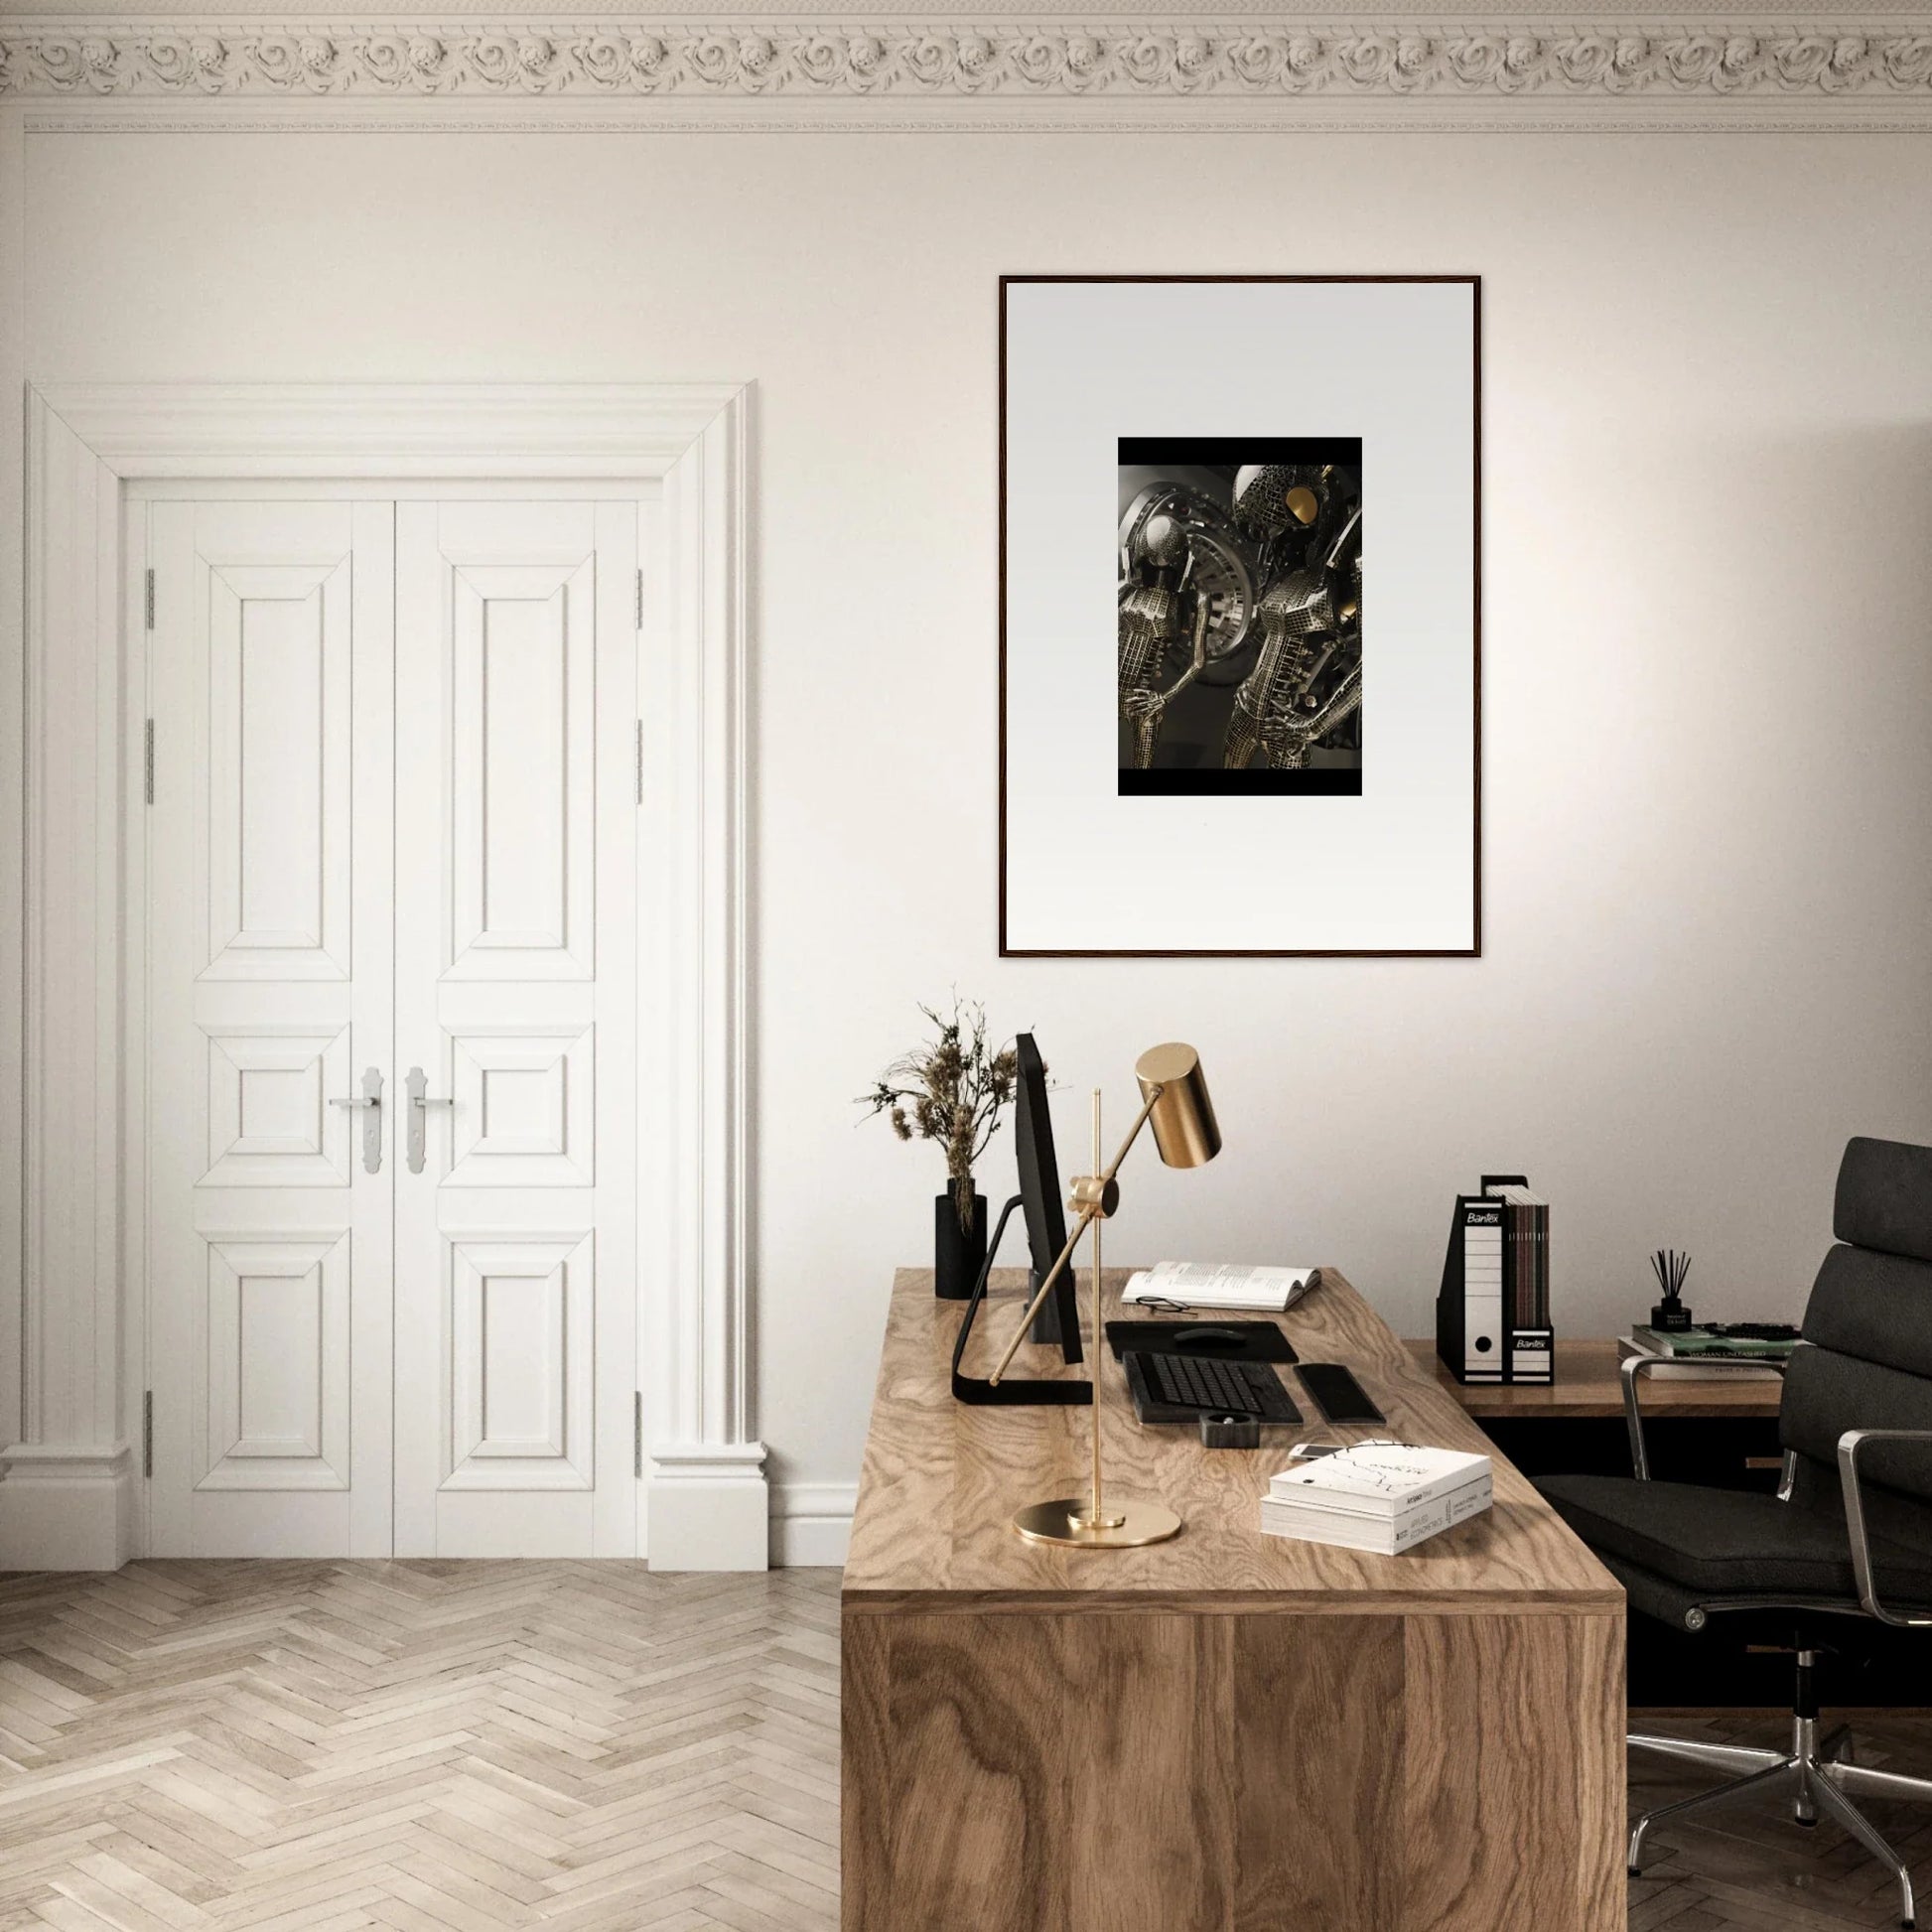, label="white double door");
[146,494,639,1557]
